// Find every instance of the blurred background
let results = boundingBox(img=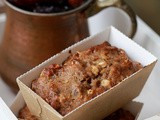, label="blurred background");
[0,0,160,35]
[125,0,160,35]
